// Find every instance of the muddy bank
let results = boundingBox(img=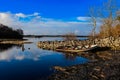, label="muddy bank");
[0,39,32,45]
[49,51,120,80]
